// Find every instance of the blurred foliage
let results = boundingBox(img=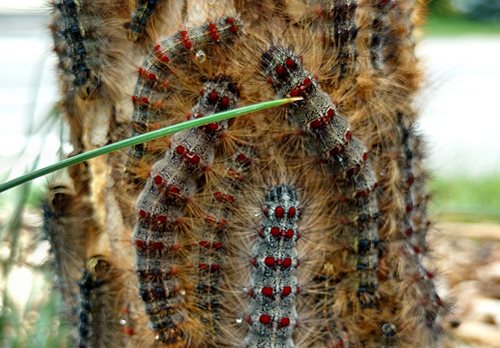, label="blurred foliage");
[429,174,500,223]
[429,0,500,22]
